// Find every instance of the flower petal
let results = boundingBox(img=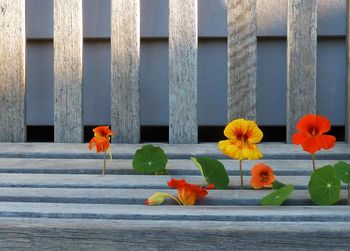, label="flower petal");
[315,115,331,134]
[319,135,336,150]
[301,136,321,154]
[246,120,263,144]
[292,132,309,145]
[296,114,316,133]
